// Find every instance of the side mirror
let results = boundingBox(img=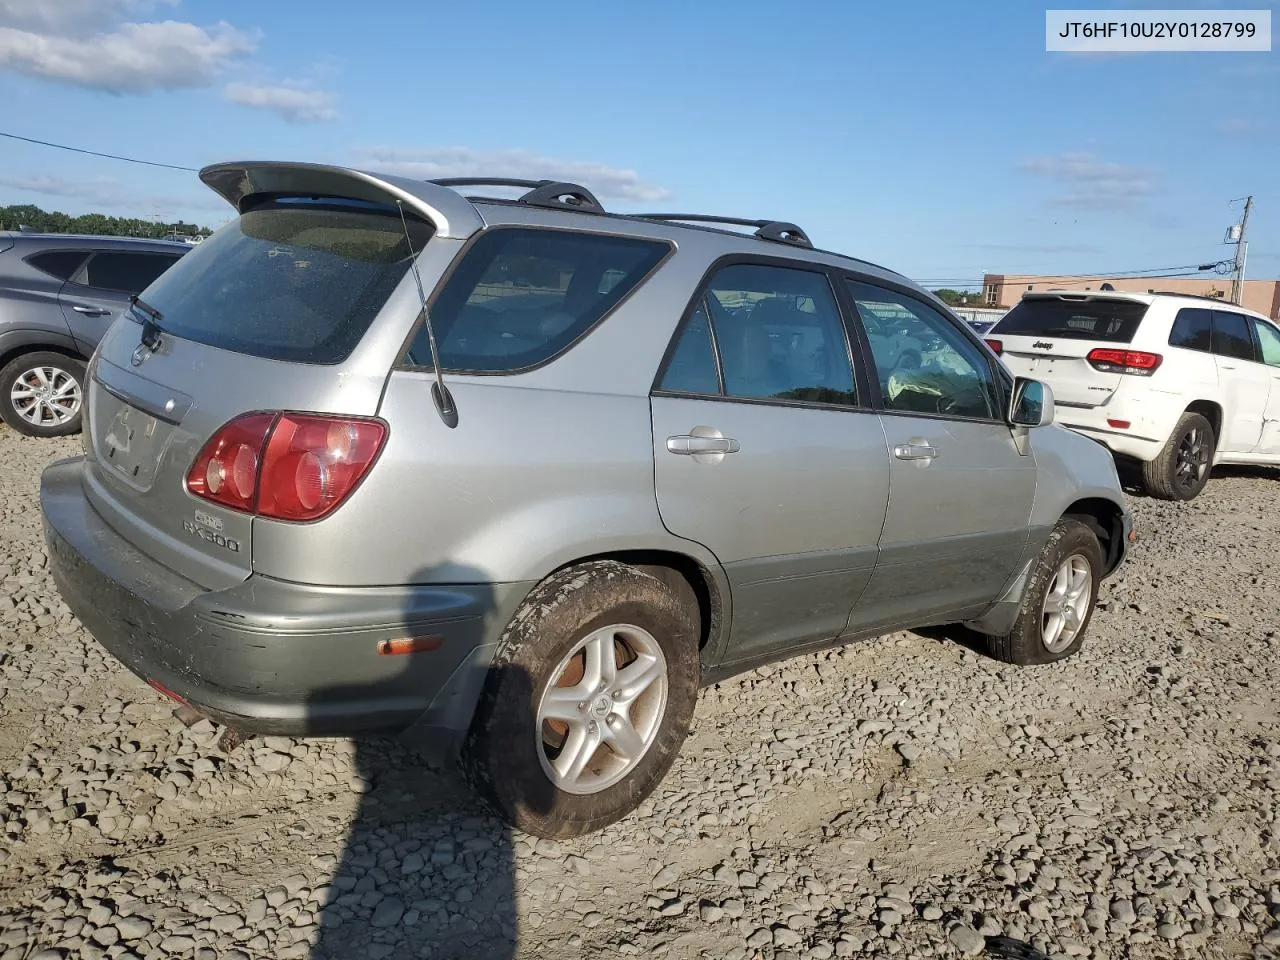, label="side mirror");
[1010,377,1054,427]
